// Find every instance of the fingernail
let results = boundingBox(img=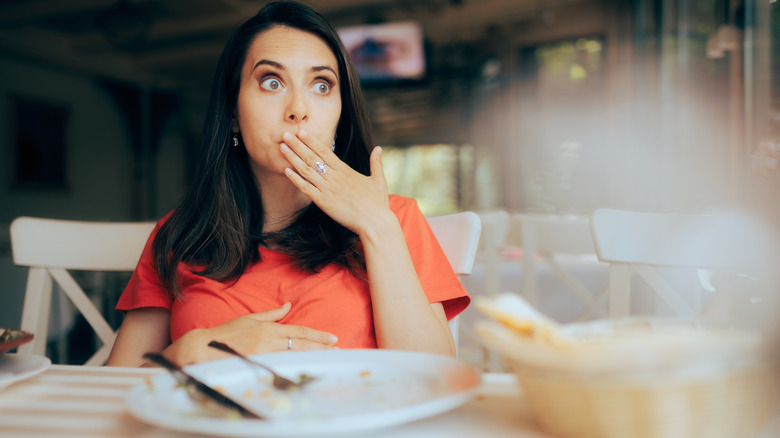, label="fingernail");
[376,146,383,155]
[283,132,292,140]
[328,335,338,344]
[280,144,290,152]
[299,129,308,138]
